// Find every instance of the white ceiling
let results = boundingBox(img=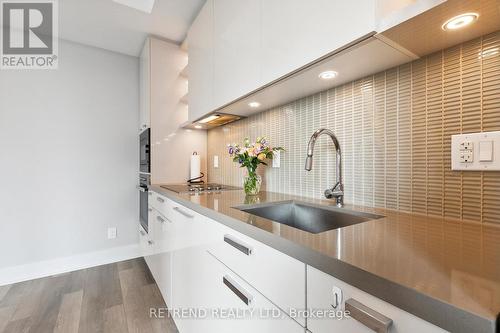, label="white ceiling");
[59,0,206,56]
